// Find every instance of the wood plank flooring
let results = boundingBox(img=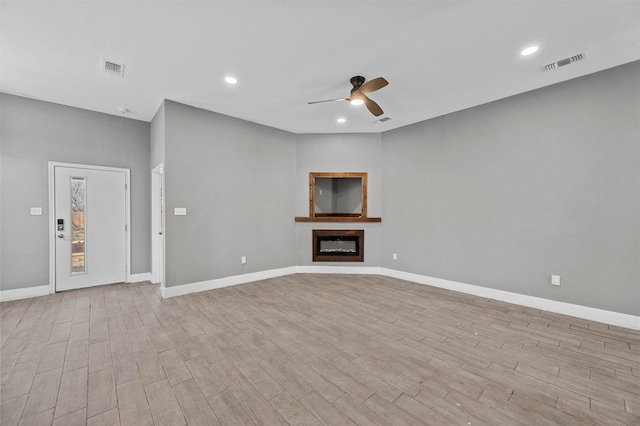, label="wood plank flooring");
[1,274,639,425]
